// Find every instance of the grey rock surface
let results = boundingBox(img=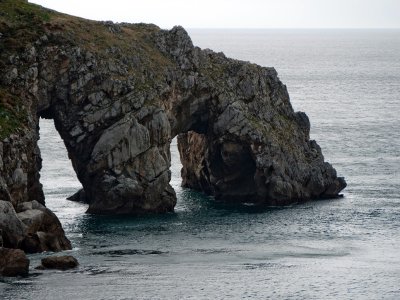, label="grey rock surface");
[0,200,26,248]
